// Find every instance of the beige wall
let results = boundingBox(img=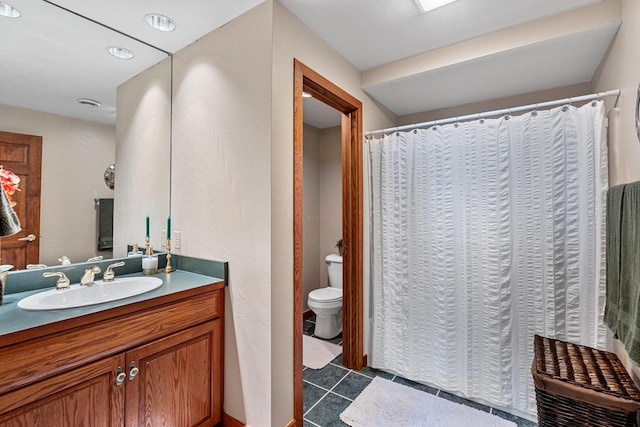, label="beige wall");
[319,126,343,288]
[271,1,396,425]
[303,124,343,312]
[398,82,592,125]
[592,0,640,381]
[171,3,273,425]
[118,1,394,424]
[0,104,115,265]
[593,0,640,186]
[115,58,171,258]
[303,124,321,312]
